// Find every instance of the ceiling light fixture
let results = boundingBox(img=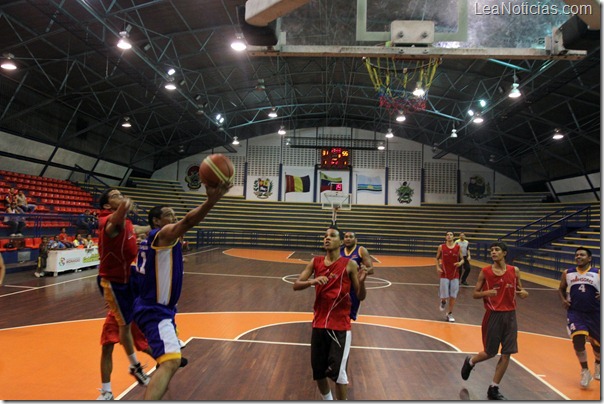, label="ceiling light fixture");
[509,74,521,98]
[255,79,266,92]
[395,112,406,122]
[232,136,240,145]
[552,128,564,140]
[472,112,484,124]
[1,53,17,70]
[121,117,132,128]
[268,108,278,118]
[216,113,225,124]
[167,68,176,76]
[385,128,394,138]
[450,128,457,138]
[230,33,247,51]
[117,31,132,50]
[278,125,286,135]
[164,78,177,90]
[412,81,425,97]
[479,99,487,107]
[377,142,385,151]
